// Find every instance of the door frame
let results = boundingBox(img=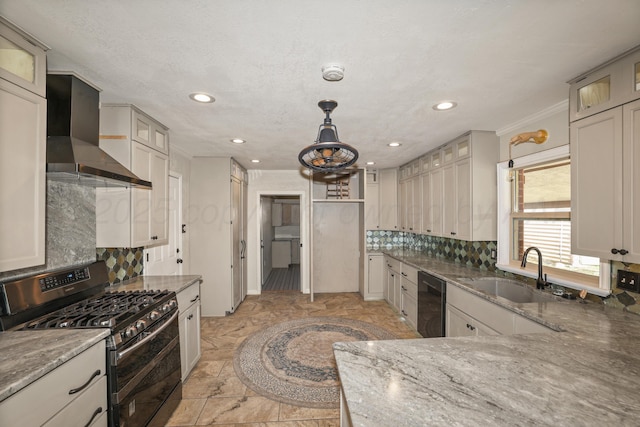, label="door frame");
[256,190,307,295]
